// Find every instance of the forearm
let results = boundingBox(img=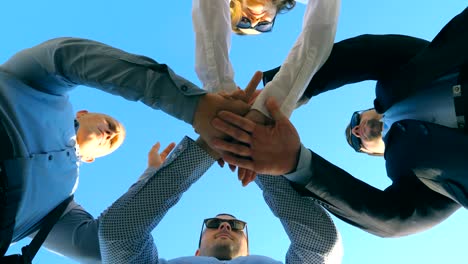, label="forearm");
[98,137,214,264]
[192,0,236,92]
[263,34,430,103]
[41,201,101,263]
[293,150,461,237]
[256,175,343,264]
[252,0,340,117]
[1,37,206,124]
